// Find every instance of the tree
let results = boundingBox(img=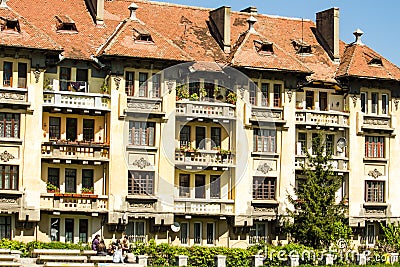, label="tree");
[285,132,351,248]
